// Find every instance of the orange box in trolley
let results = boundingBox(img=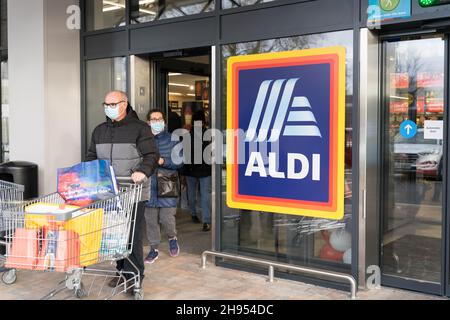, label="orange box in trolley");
[5,228,81,272]
[5,228,39,270]
[34,228,81,272]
